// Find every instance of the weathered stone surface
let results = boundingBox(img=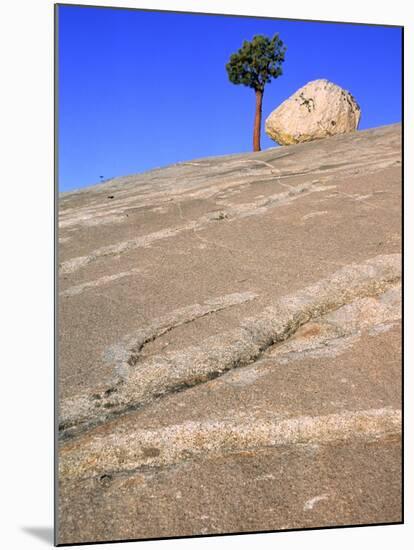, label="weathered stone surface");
[265,79,361,145]
[58,124,401,544]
